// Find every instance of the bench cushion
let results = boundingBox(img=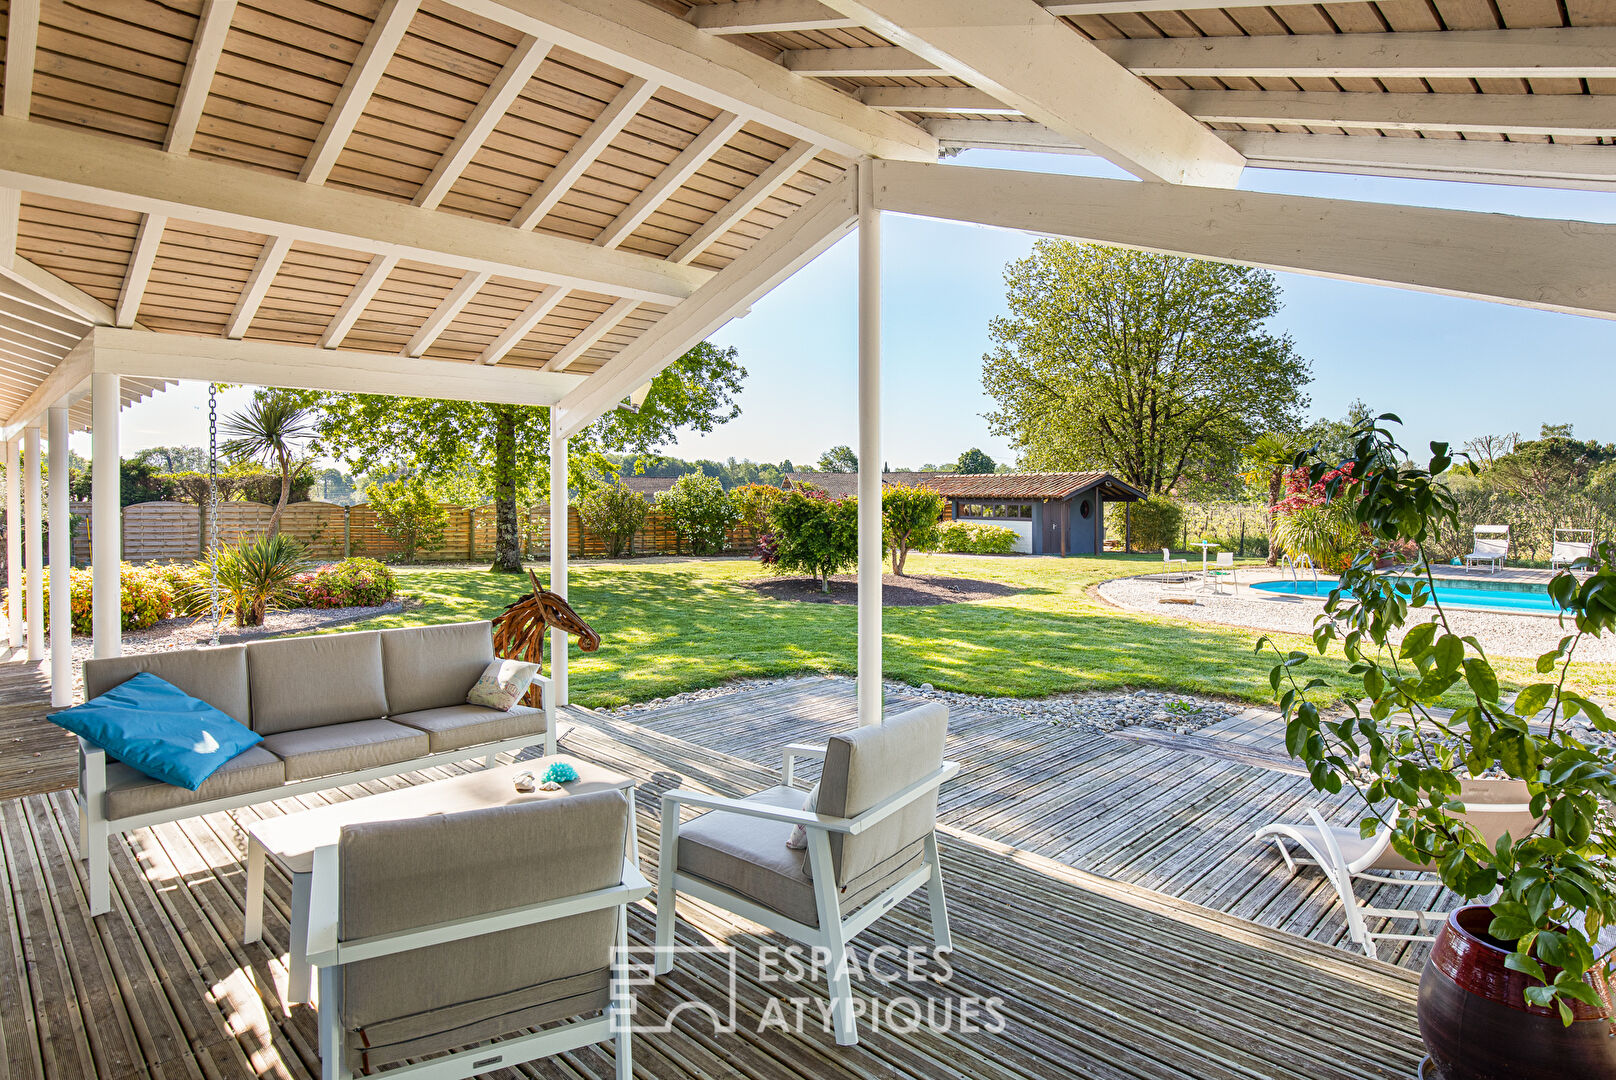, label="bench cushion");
[83,645,251,727]
[104,745,286,821]
[259,719,428,781]
[390,702,544,753]
[379,623,494,716]
[246,632,387,735]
